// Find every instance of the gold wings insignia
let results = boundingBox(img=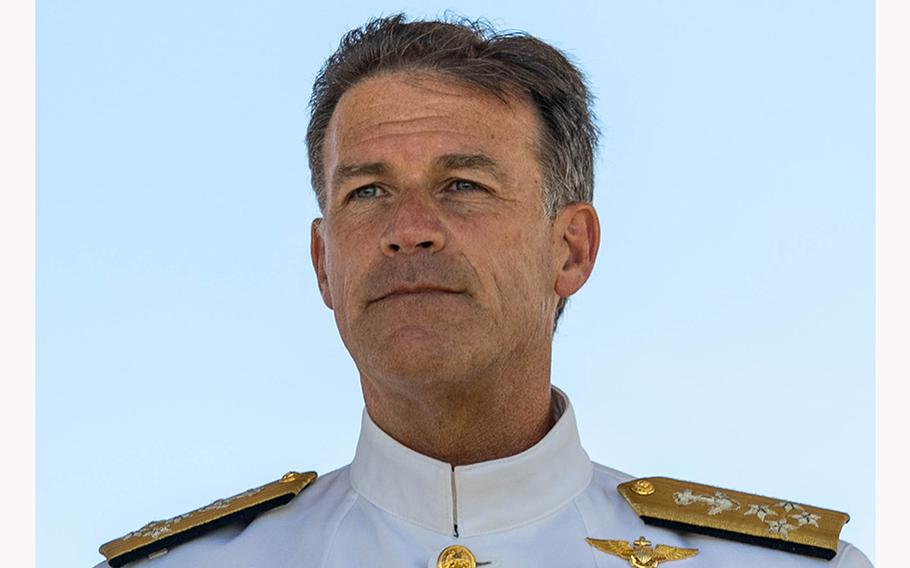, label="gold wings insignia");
[586,538,634,559]
[654,545,699,561]
[588,536,699,567]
